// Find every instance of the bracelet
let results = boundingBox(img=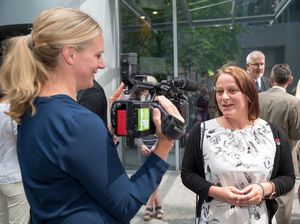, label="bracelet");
[265,181,277,199]
[255,183,265,198]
